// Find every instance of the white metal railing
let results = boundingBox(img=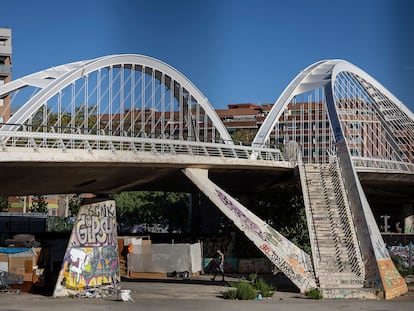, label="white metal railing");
[328,159,365,277]
[352,156,414,173]
[0,130,285,162]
